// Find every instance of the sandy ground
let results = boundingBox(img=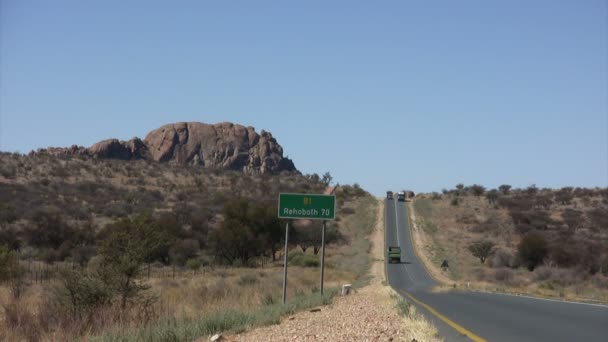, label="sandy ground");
[226,199,440,342]
[406,202,453,287]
